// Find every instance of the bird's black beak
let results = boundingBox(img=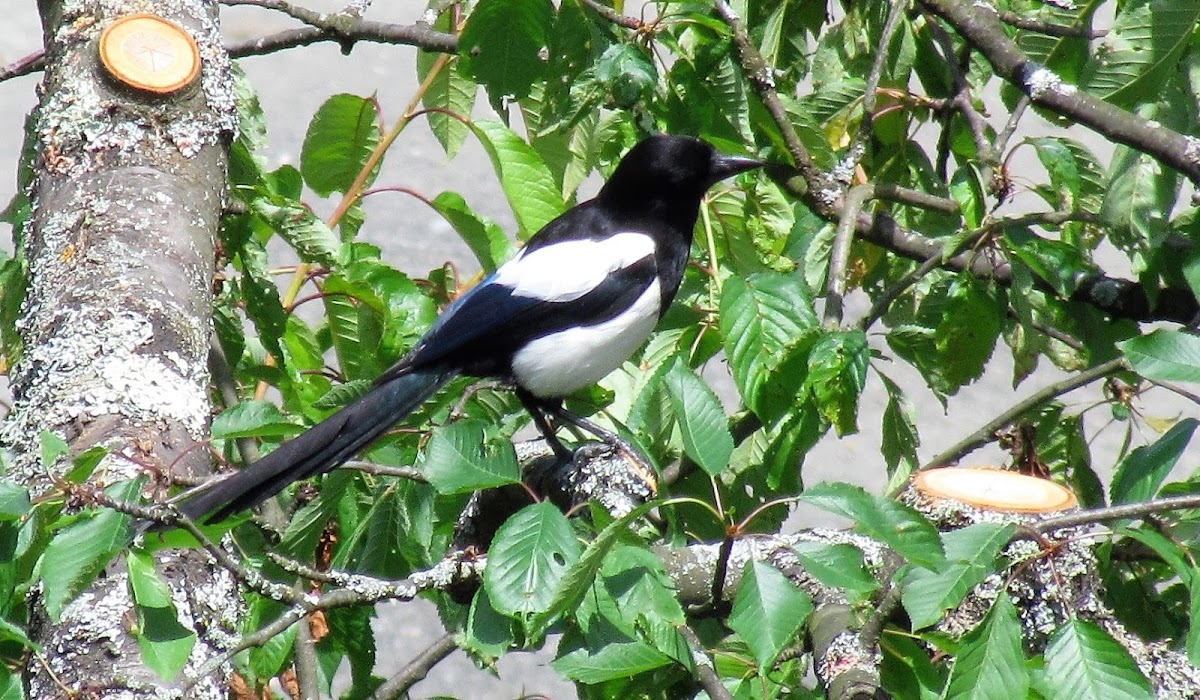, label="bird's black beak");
[709,153,764,185]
